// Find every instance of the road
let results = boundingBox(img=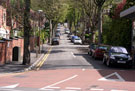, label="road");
[0,26,135,91]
